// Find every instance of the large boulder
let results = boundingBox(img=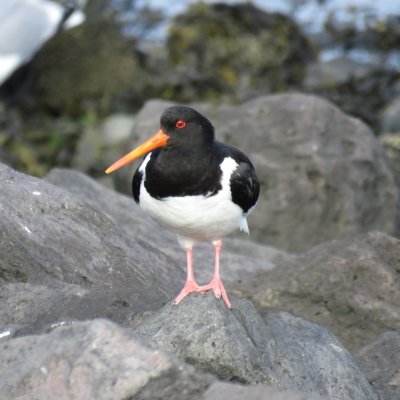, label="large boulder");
[238,232,400,352]
[132,294,377,400]
[114,95,400,252]
[164,2,315,102]
[0,319,213,400]
[357,331,400,400]
[0,162,181,335]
